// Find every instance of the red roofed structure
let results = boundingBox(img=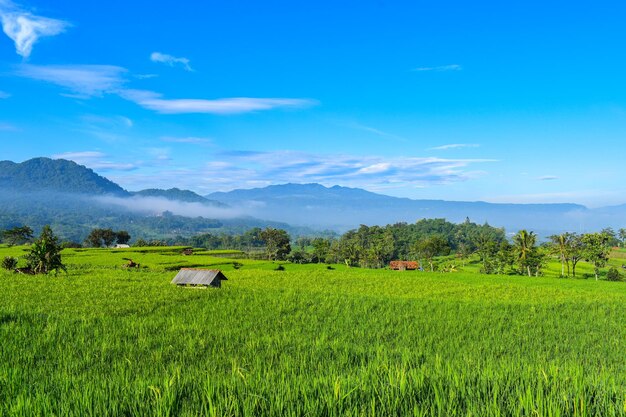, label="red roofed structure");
[389,261,419,271]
